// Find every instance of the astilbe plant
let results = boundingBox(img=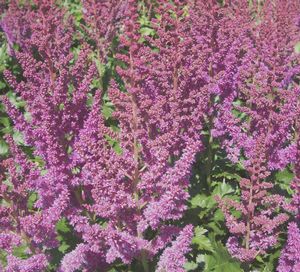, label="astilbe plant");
[1,0,300,271]
[278,100,300,271]
[215,0,300,169]
[216,138,289,262]
[216,0,300,264]
[1,0,210,271]
[0,0,32,56]
[0,136,48,271]
[81,0,128,63]
[1,0,96,270]
[188,0,254,186]
[62,0,210,270]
